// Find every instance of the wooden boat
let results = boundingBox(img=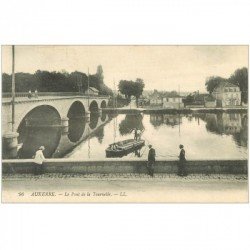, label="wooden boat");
[106,139,145,158]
